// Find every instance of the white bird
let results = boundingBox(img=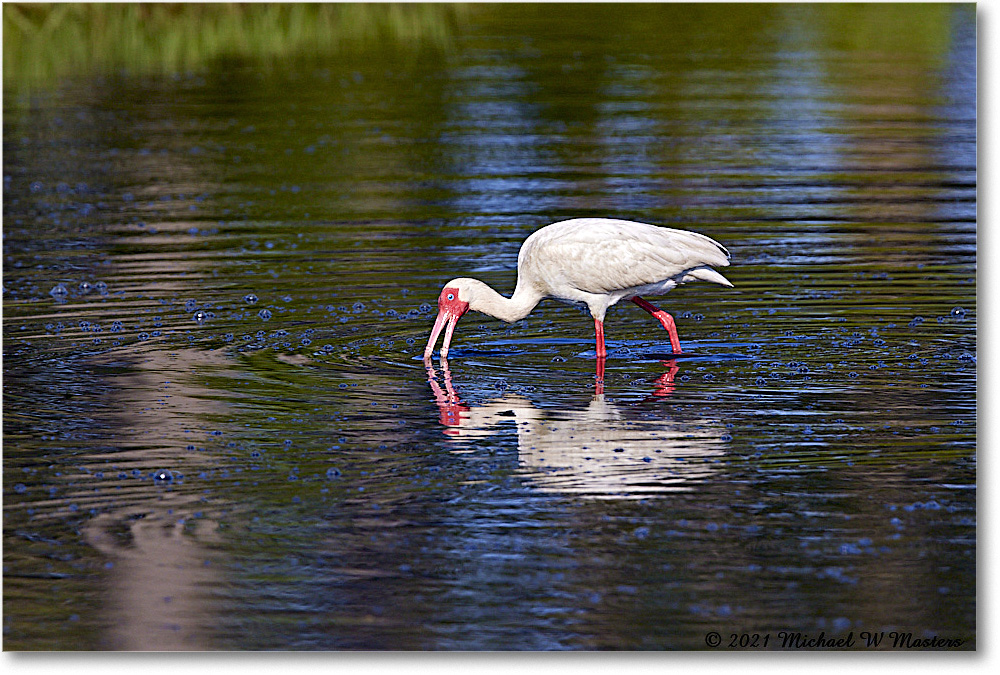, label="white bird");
[423,218,733,360]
